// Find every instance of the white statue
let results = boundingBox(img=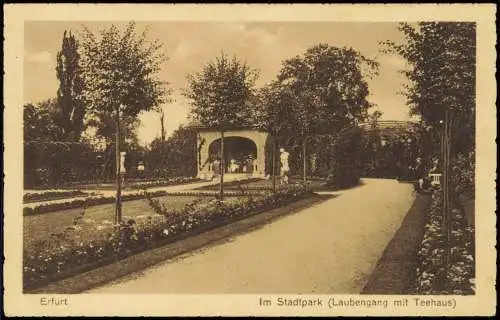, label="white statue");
[280,148,290,184]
